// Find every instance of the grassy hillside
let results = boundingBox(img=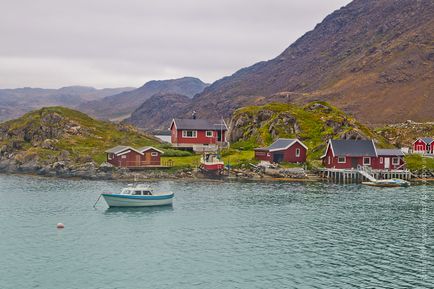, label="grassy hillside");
[228,102,389,162]
[0,107,160,165]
